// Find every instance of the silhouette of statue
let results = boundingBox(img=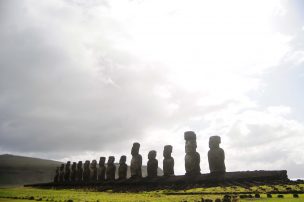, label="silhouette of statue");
[76,161,83,181]
[118,155,128,180]
[83,160,91,182]
[208,136,226,175]
[130,142,142,178]
[163,145,174,176]
[64,161,71,182]
[59,164,64,182]
[184,131,201,176]
[147,150,158,177]
[54,167,59,183]
[90,160,97,181]
[106,156,116,181]
[98,157,106,181]
[71,162,77,182]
